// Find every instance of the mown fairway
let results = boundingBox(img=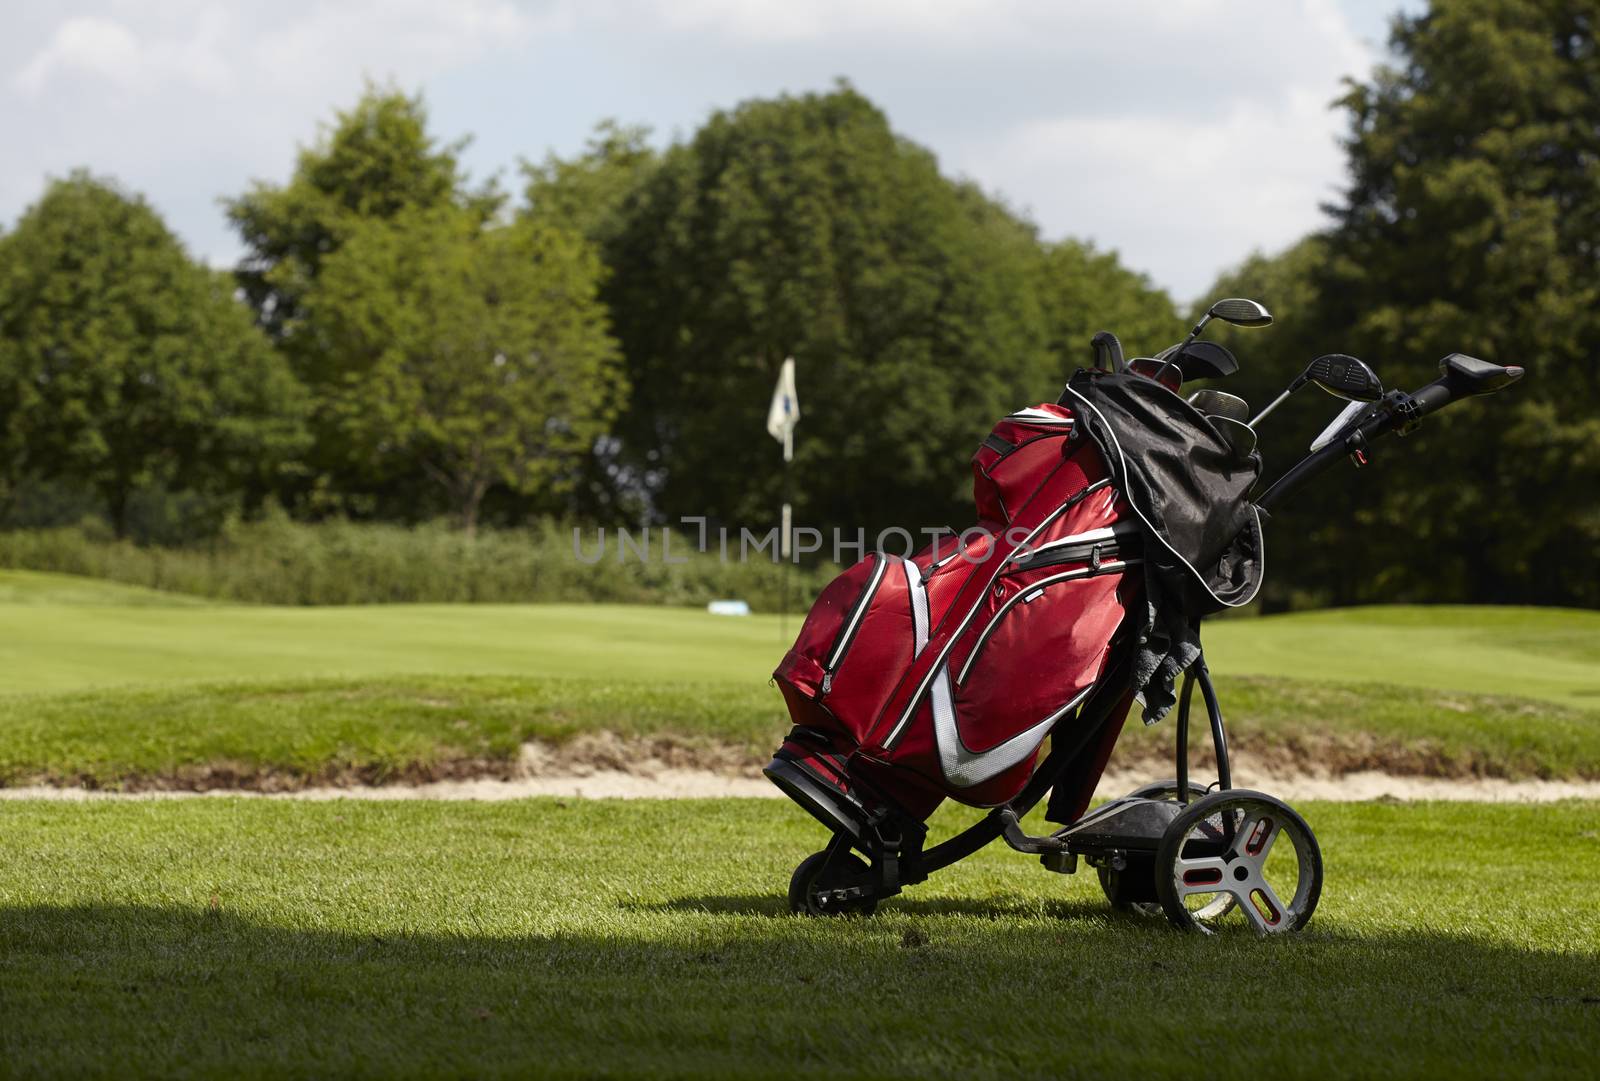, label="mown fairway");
[1,570,1597,786]
[5,570,1598,704]
[0,797,1596,1079]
